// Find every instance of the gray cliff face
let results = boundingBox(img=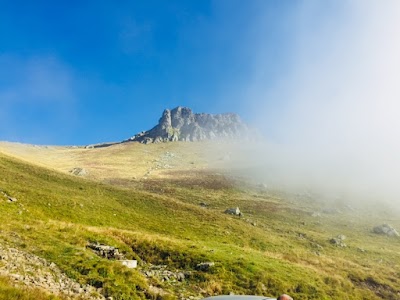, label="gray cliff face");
[127,106,250,144]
